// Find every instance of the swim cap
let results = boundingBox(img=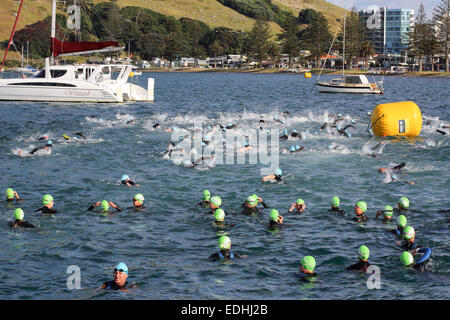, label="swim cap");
[336,125,341,131]
[42,194,54,205]
[351,119,356,124]
[14,208,24,220]
[101,200,109,212]
[356,201,367,213]
[6,188,14,199]
[358,245,370,260]
[403,226,415,240]
[296,198,305,205]
[244,141,249,147]
[203,190,211,201]
[133,194,144,203]
[338,113,343,117]
[283,130,288,135]
[115,262,128,275]
[218,235,231,250]
[246,196,258,206]
[214,208,225,222]
[62,134,70,140]
[400,251,414,266]
[398,197,409,209]
[46,140,53,145]
[396,215,407,228]
[210,196,222,207]
[346,133,352,138]
[121,175,130,181]
[290,146,295,152]
[275,168,282,176]
[179,136,184,141]
[331,196,340,208]
[295,145,300,150]
[391,173,397,180]
[270,209,279,222]
[292,129,298,133]
[301,256,316,271]
[383,205,394,217]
